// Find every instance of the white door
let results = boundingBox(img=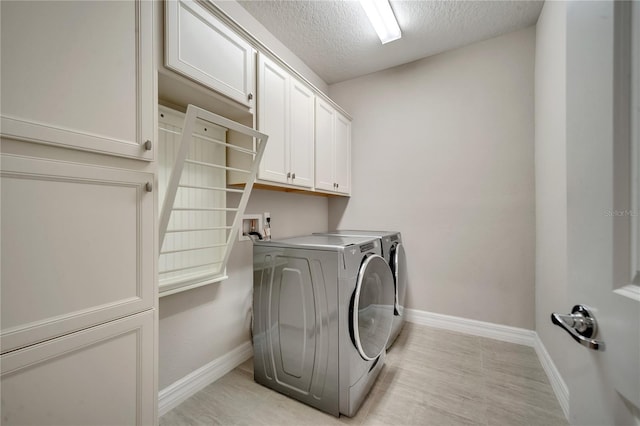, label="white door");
[1,155,155,353]
[561,1,640,424]
[289,79,315,188]
[258,55,289,184]
[1,0,154,160]
[1,311,155,425]
[165,0,255,109]
[315,97,336,192]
